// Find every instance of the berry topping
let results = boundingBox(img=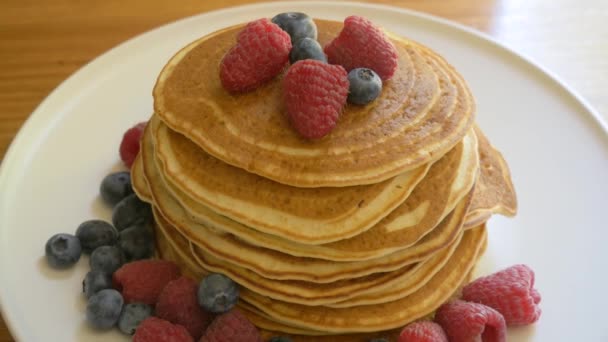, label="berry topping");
[83,270,113,299]
[220,18,291,93]
[197,273,240,314]
[113,259,181,305]
[118,223,155,262]
[435,300,506,342]
[112,193,152,231]
[347,68,382,105]
[90,245,124,274]
[86,289,124,330]
[117,303,154,335]
[398,321,448,342]
[283,60,349,139]
[289,37,327,64]
[133,317,193,342]
[200,309,262,342]
[156,276,213,340]
[119,121,146,169]
[100,171,134,206]
[324,15,398,81]
[462,264,542,326]
[76,220,118,254]
[44,233,81,269]
[272,12,318,43]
